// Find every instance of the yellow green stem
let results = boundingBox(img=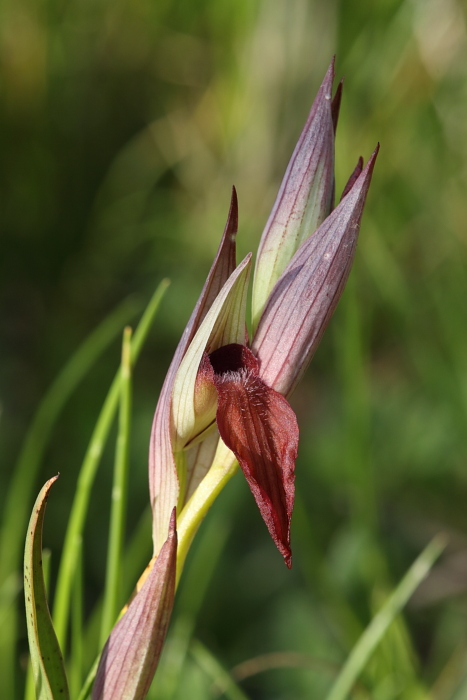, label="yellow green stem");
[176,440,237,584]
